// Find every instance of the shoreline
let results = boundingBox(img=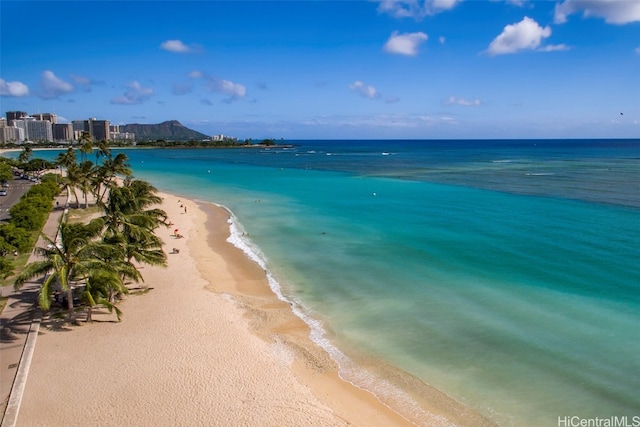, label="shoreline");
[196,200,496,427]
[15,190,492,426]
